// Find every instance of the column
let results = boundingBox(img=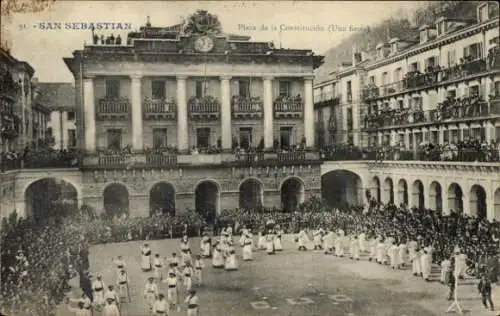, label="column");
[485,121,493,142]
[404,129,410,149]
[438,126,445,145]
[263,76,274,149]
[130,75,143,151]
[176,76,189,152]
[377,131,383,146]
[390,130,397,146]
[83,77,96,152]
[303,76,315,148]
[220,76,232,150]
